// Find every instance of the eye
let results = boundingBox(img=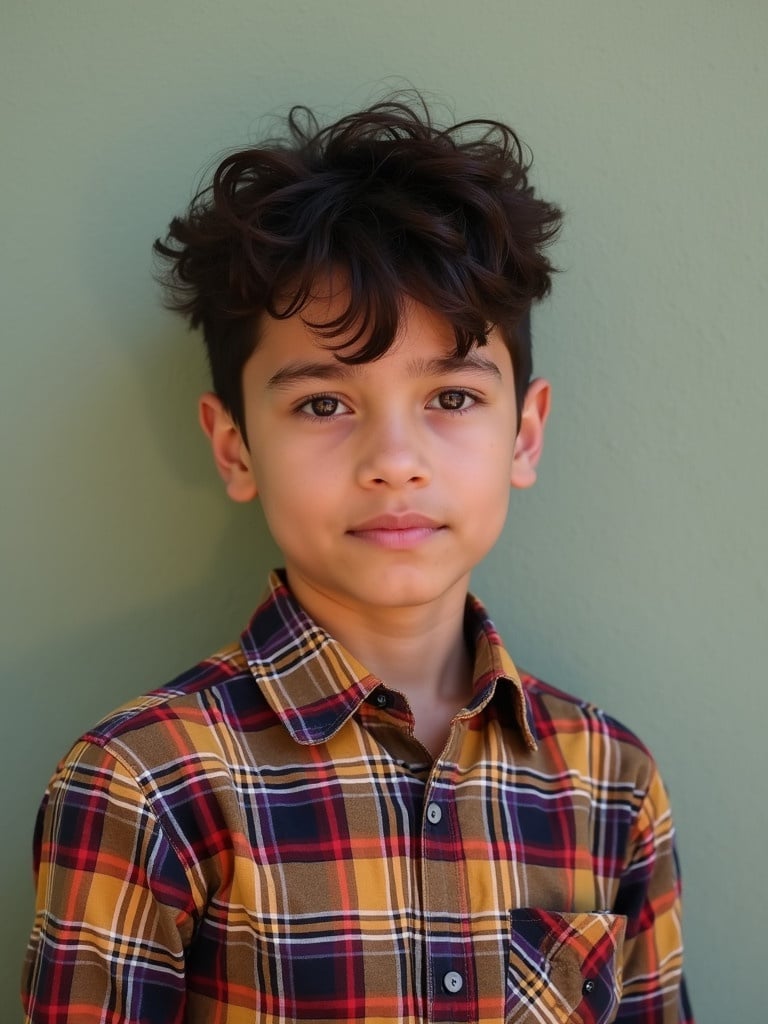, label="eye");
[298,394,349,418]
[429,389,476,412]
